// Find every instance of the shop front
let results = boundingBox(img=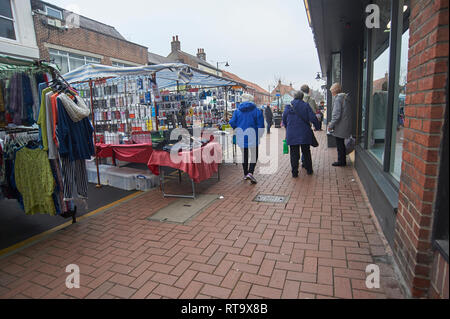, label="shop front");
[305,0,448,298]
